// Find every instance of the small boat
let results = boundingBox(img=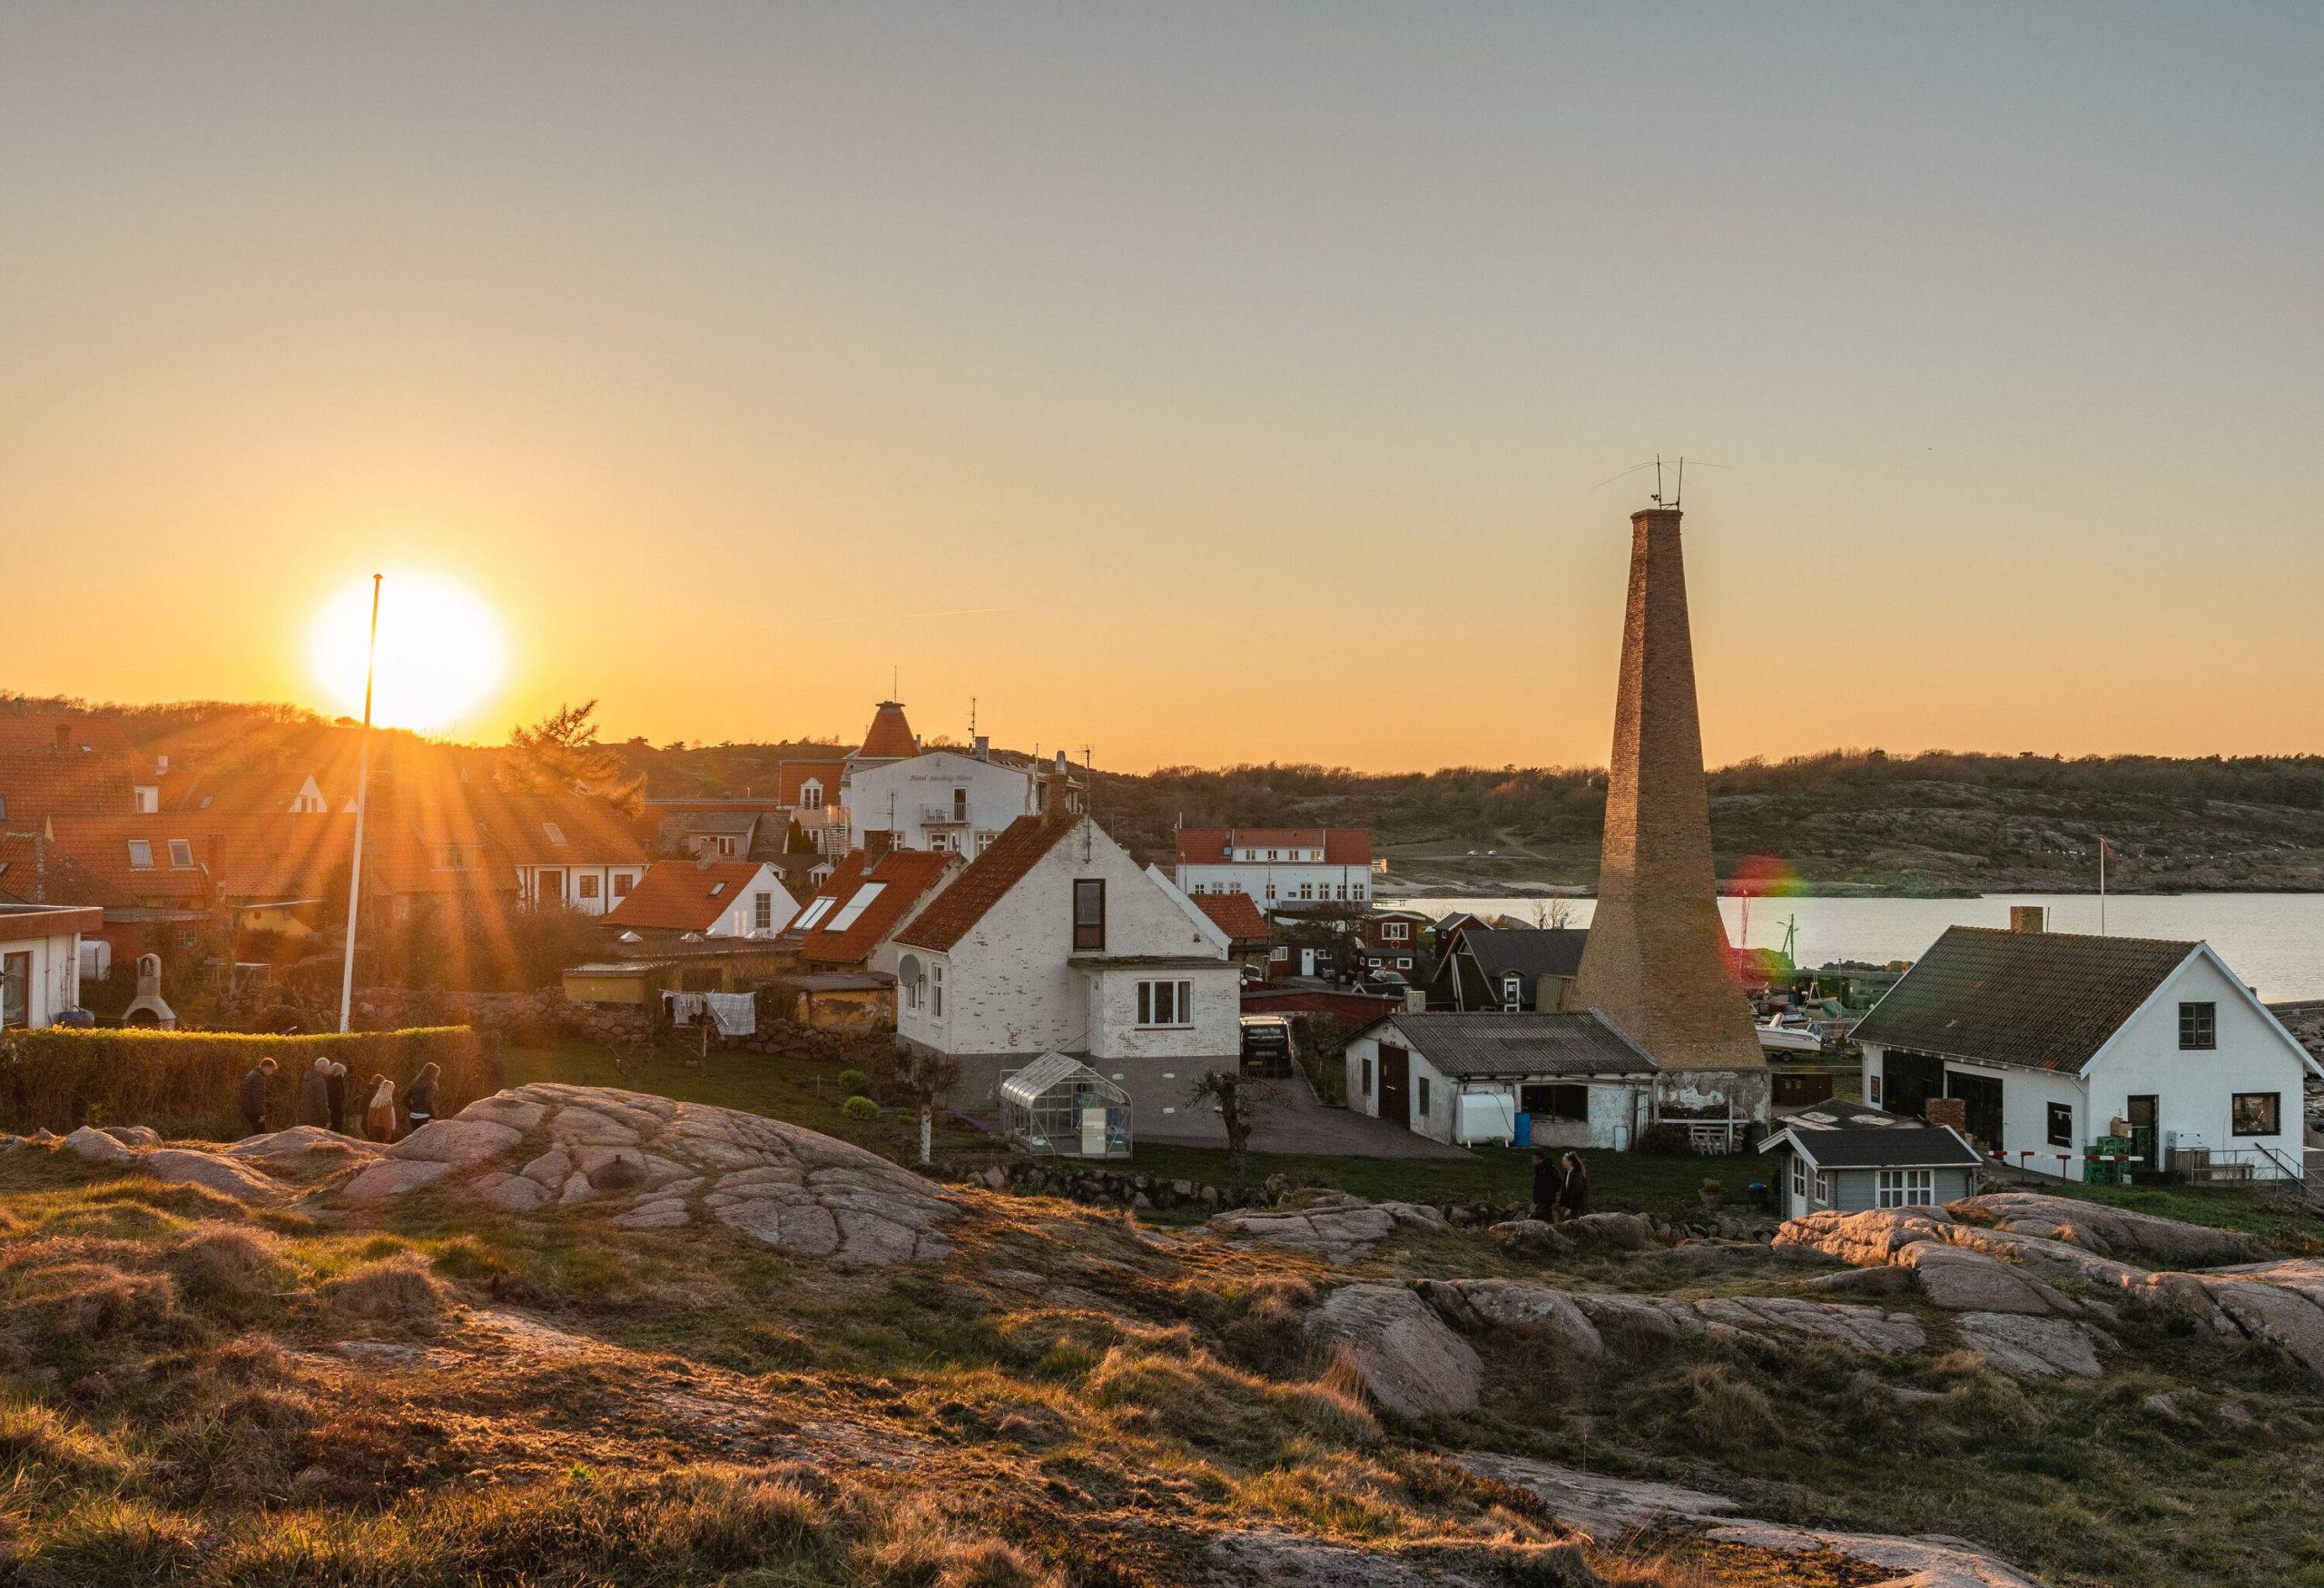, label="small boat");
[1756,1015,1824,1055]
